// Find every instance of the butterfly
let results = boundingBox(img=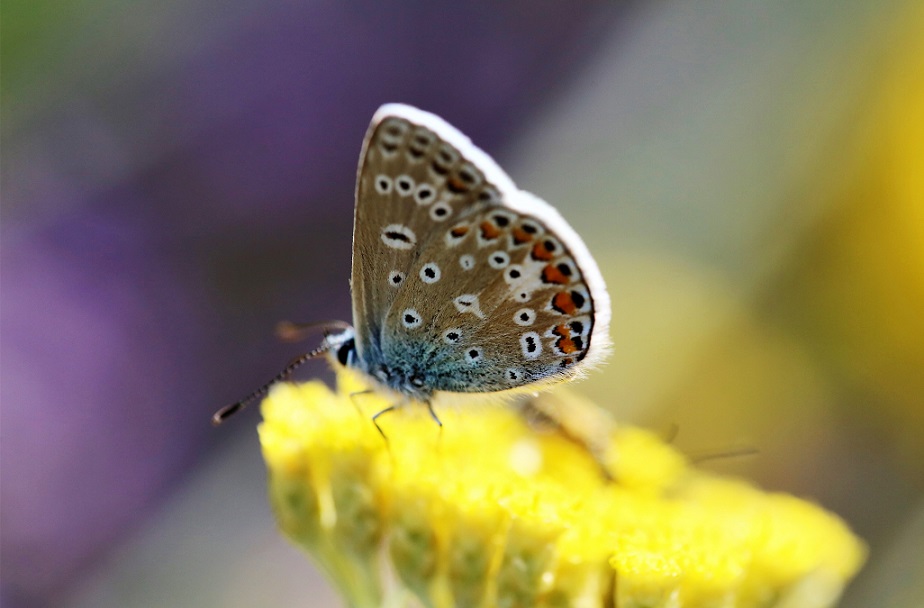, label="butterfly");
[214,104,610,427]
